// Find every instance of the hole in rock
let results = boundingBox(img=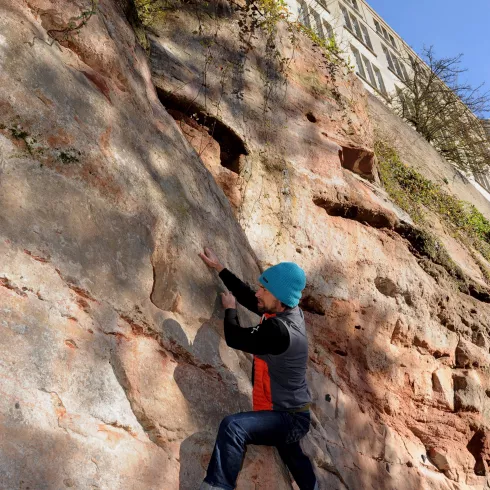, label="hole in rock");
[313,196,393,229]
[467,430,487,476]
[334,349,347,357]
[339,146,375,179]
[156,88,248,173]
[299,295,325,316]
[433,351,450,359]
[468,284,490,304]
[374,277,398,297]
[306,112,317,123]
